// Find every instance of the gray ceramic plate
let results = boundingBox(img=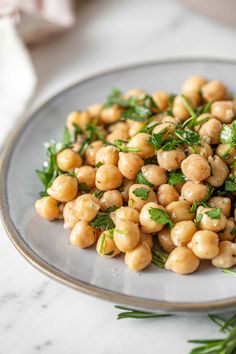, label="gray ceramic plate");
[1,58,236,314]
